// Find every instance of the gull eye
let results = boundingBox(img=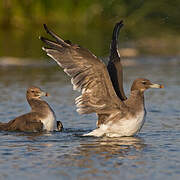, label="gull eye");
[142,81,146,85]
[31,90,35,93]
